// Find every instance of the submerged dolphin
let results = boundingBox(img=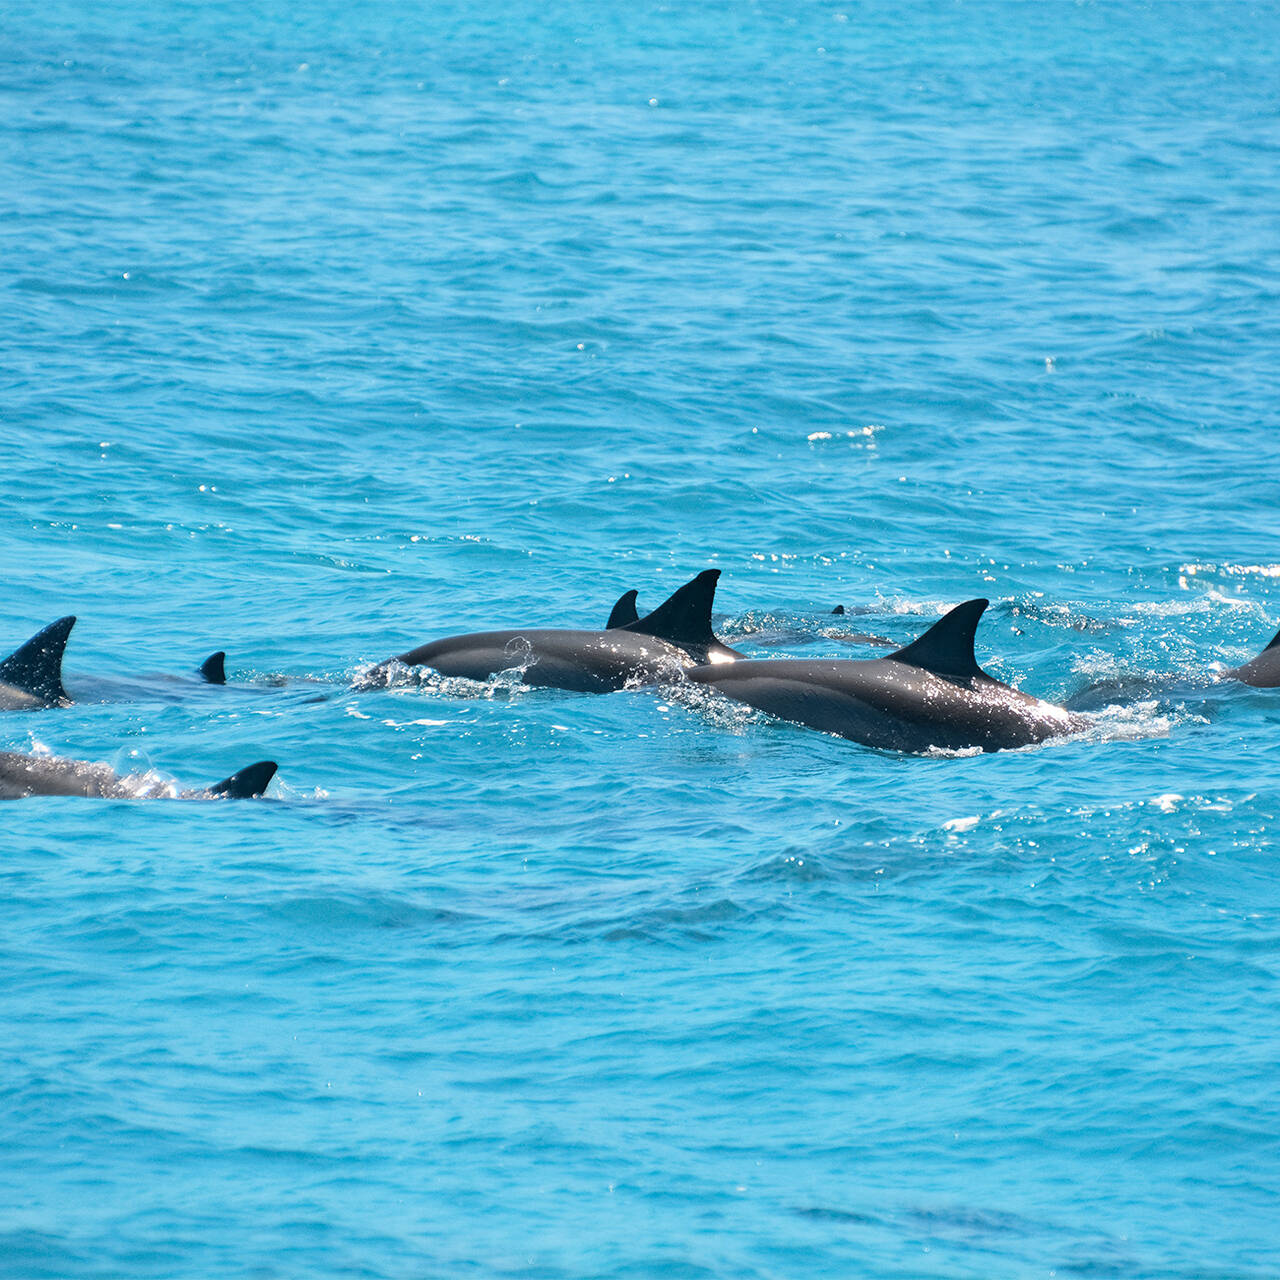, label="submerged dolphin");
[0,750,277,800]
[0,617,76,710]
[1066,617,1280,712]
[1222,622,1280,687]
[606,588,892,651]
[388,569,742,693]
[688,598,1085,753]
